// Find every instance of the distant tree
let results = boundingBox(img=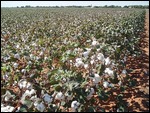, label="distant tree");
[124,5,129,8]
[25,5,31,8]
